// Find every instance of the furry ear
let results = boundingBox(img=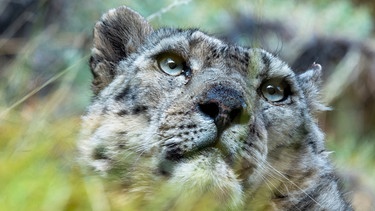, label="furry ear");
[297,63,329,113]
[90,6,153,94]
